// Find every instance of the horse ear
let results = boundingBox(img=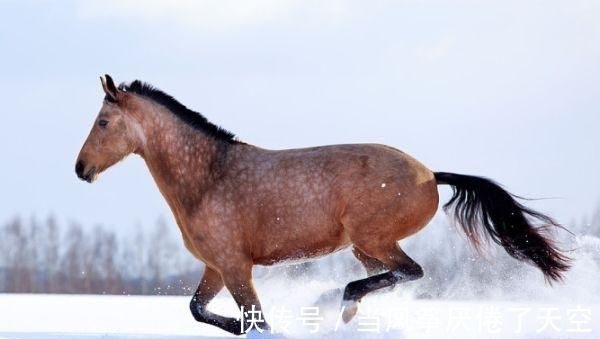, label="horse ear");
[100,74,118,102]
